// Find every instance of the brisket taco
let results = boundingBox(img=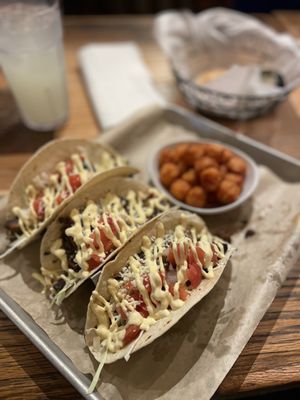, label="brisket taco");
[40,169,172,304]
[85,209,233,371]
[0,138,126,258]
